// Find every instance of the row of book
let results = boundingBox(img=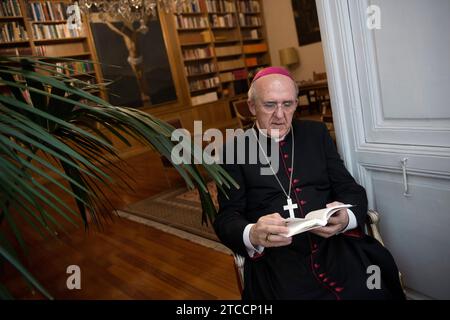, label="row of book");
[219,68,247,82]
[178,0,205,13]
[27,1,69,22]
[205,0,236,13]
[178,0,263,15]
[209,14,236,28]
[189,76,220,92]
[237,0,261,13]
[238,14,262,27]
[0,21,27,42]
[0,0,22,16]
[34,45,52,55]
[177,14,262,30]
[175,16,208,29]
[55,61,94,76]
[179,0,237,14]
[32,23,82,40]
[182,47,213,60]
[241,29,262,40]
[185,61,216,76]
